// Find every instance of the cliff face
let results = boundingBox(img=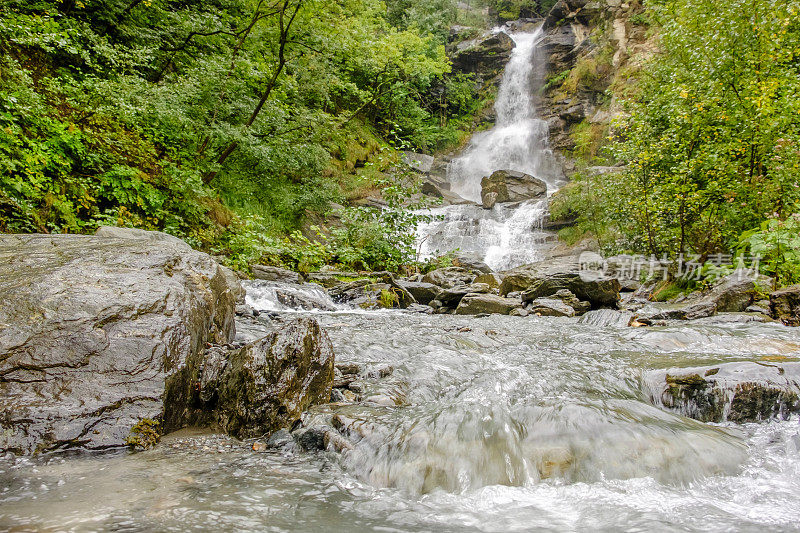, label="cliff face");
[537,0,654,172]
